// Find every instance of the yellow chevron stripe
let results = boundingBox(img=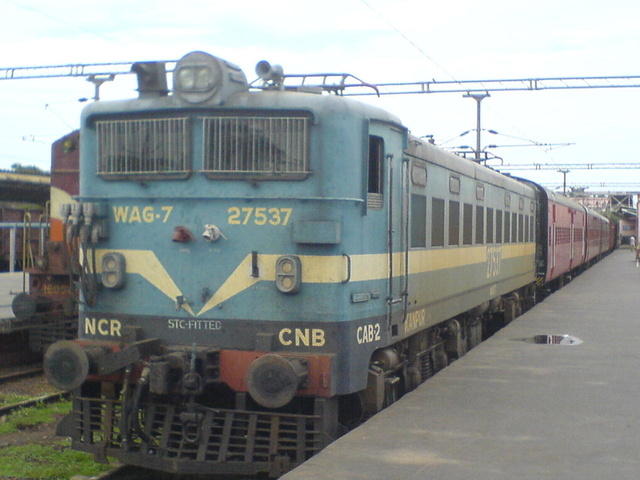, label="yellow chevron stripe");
[94,243,535,318]
[198,243,535,315]
[94,249,194,315]
[197,255,270,316]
